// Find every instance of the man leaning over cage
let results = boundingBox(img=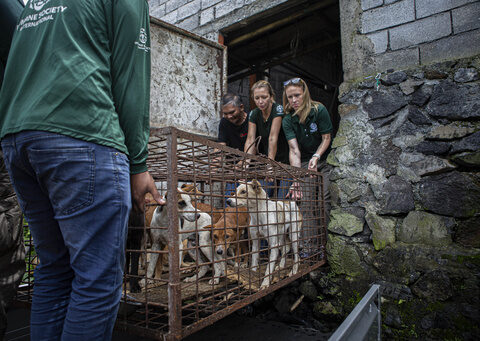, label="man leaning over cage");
[217,93,249,204]
[0,1,164,340]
